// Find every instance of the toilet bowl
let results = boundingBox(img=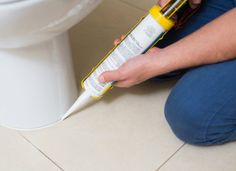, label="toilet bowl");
[0,0,101,130]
